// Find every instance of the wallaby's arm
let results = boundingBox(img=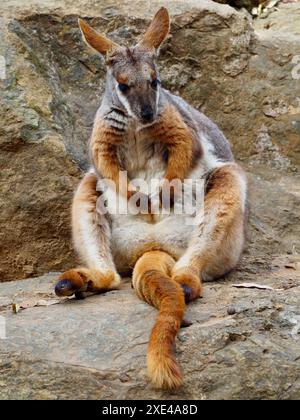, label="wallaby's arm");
[143,105,194,182]
[90,117,133,199]
[91,105,195,200]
